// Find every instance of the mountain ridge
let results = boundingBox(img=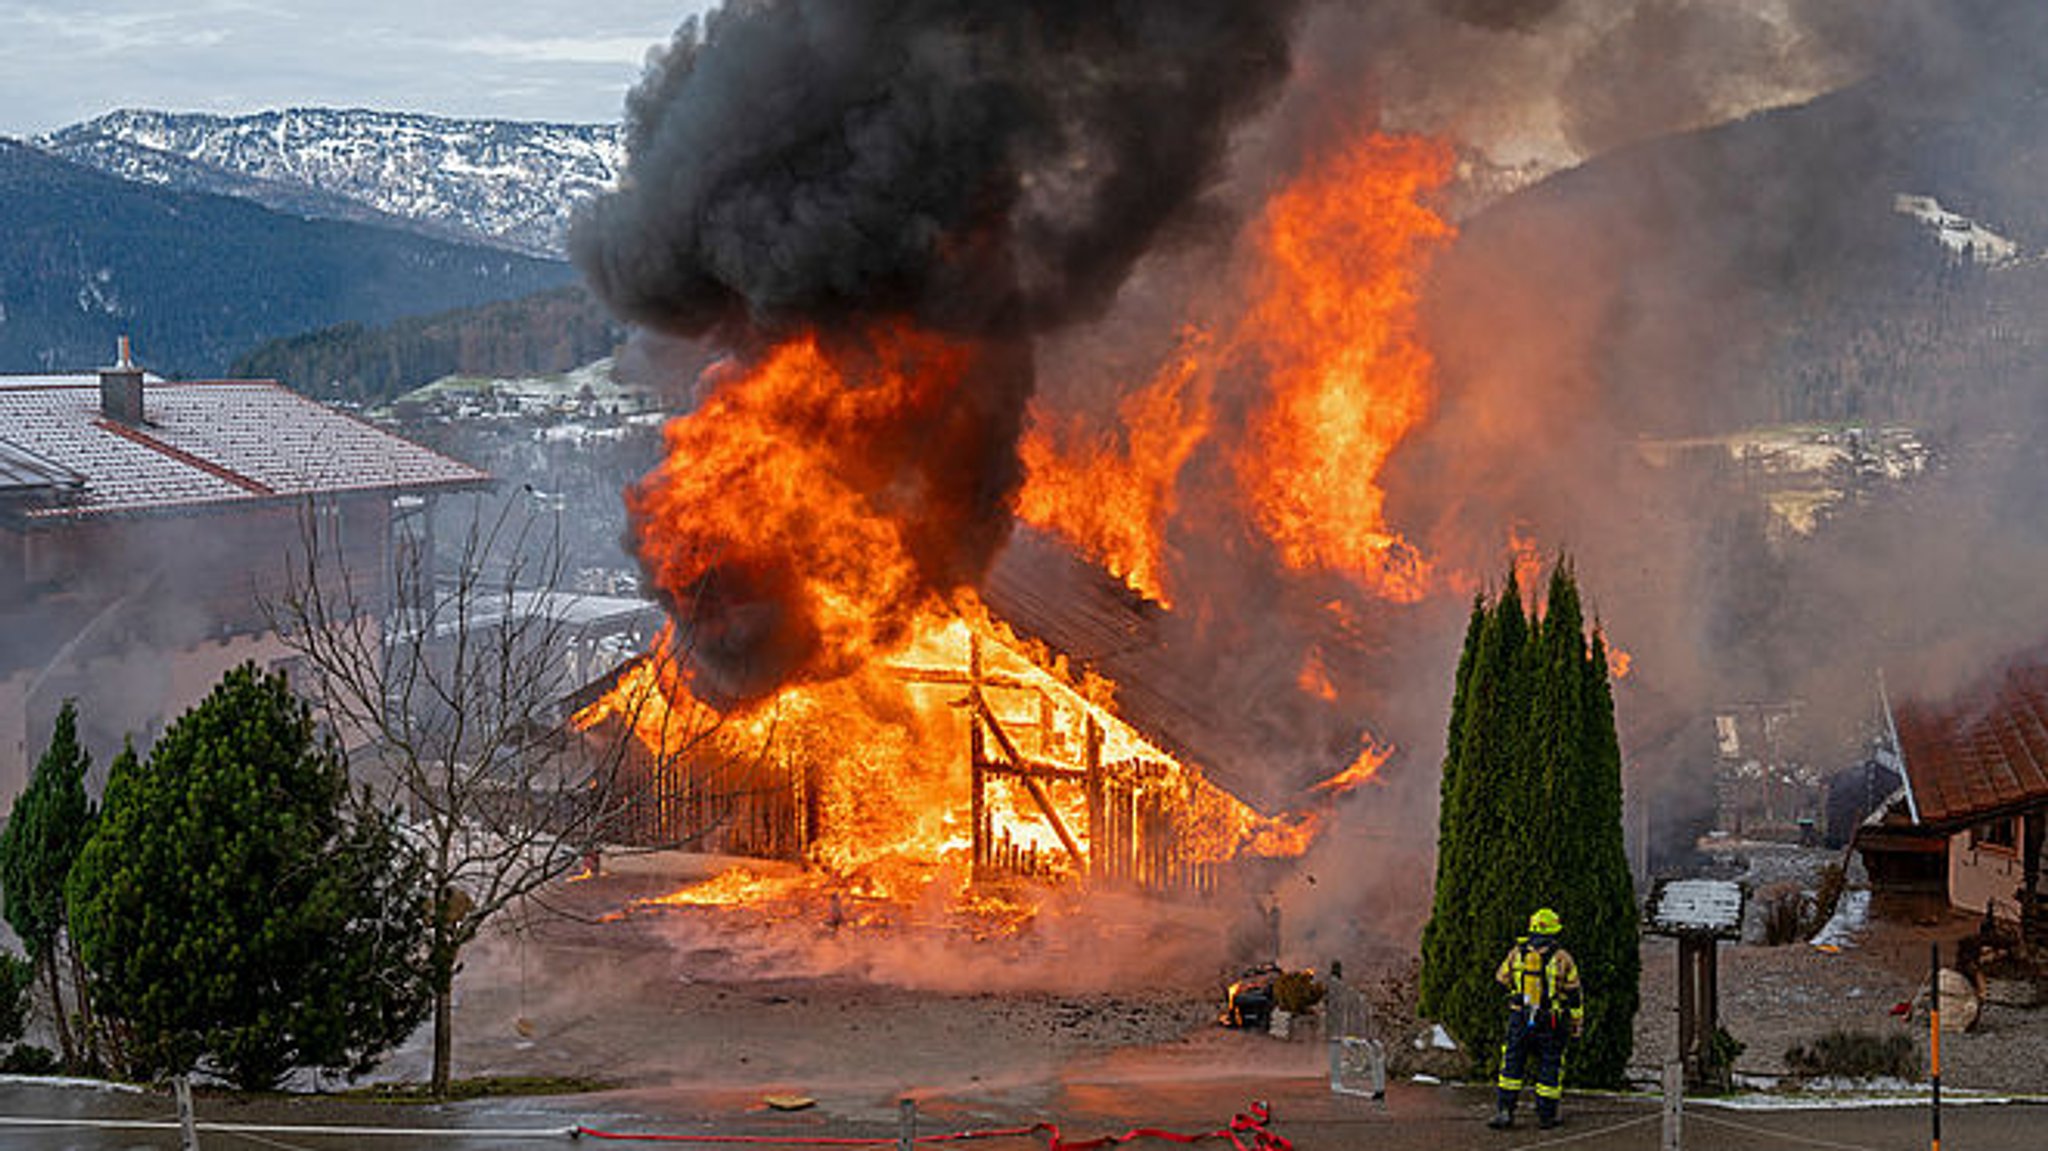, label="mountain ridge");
[36,107,624,257]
